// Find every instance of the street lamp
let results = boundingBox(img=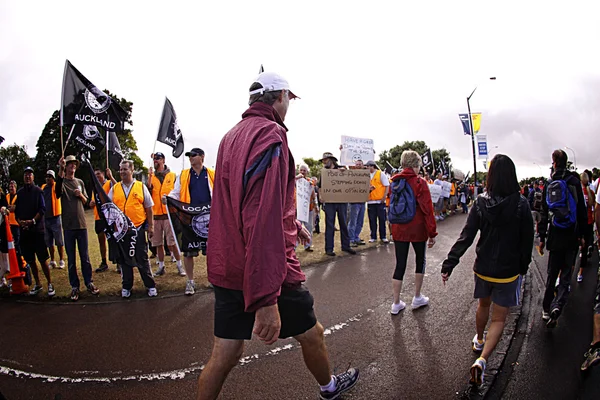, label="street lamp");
[564,146,576,170]
[467,77,496,194]
[533,162,543,175]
